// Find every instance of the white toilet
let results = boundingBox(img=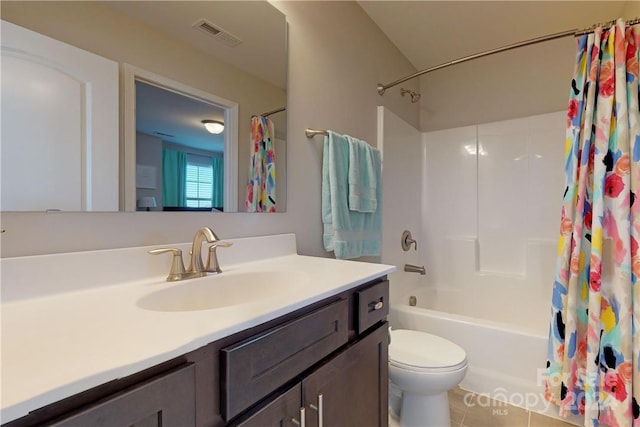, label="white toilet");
[388,329,468,427]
